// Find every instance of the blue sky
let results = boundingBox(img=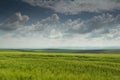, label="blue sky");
[0,0,120,49]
